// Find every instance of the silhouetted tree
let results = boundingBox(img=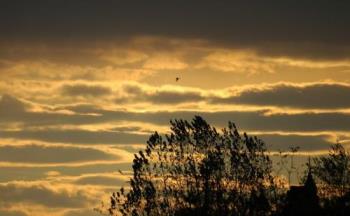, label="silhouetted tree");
[108,116,278,216]
[313,143,350,197]
[312,143,350,215]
